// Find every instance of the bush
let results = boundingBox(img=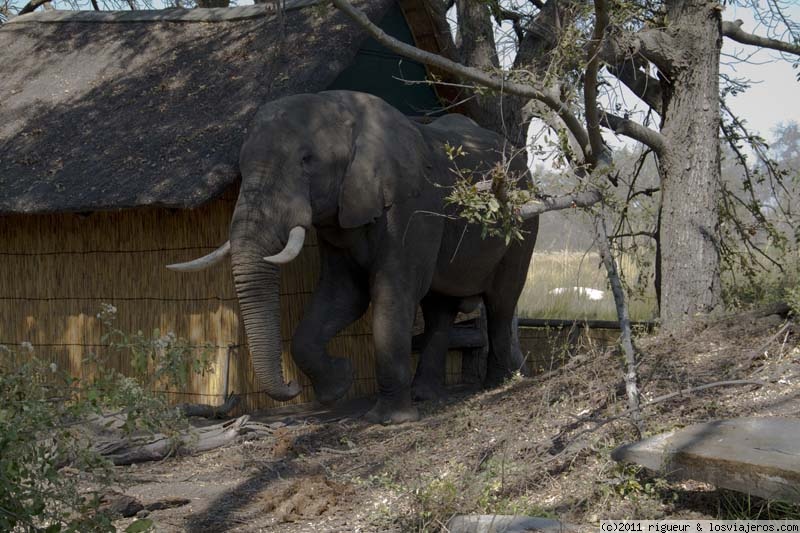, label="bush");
[721,258,800,311]
[0,347,117,532]
[0,305,212,532]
